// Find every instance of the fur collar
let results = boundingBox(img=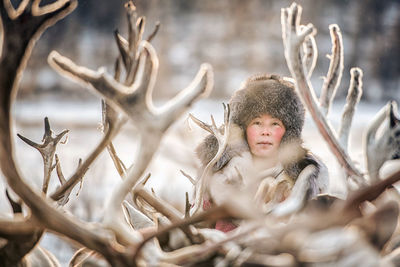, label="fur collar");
[196,125,323,181]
